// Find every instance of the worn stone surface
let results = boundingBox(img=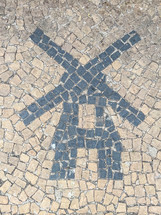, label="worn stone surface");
[0,0,161,214]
